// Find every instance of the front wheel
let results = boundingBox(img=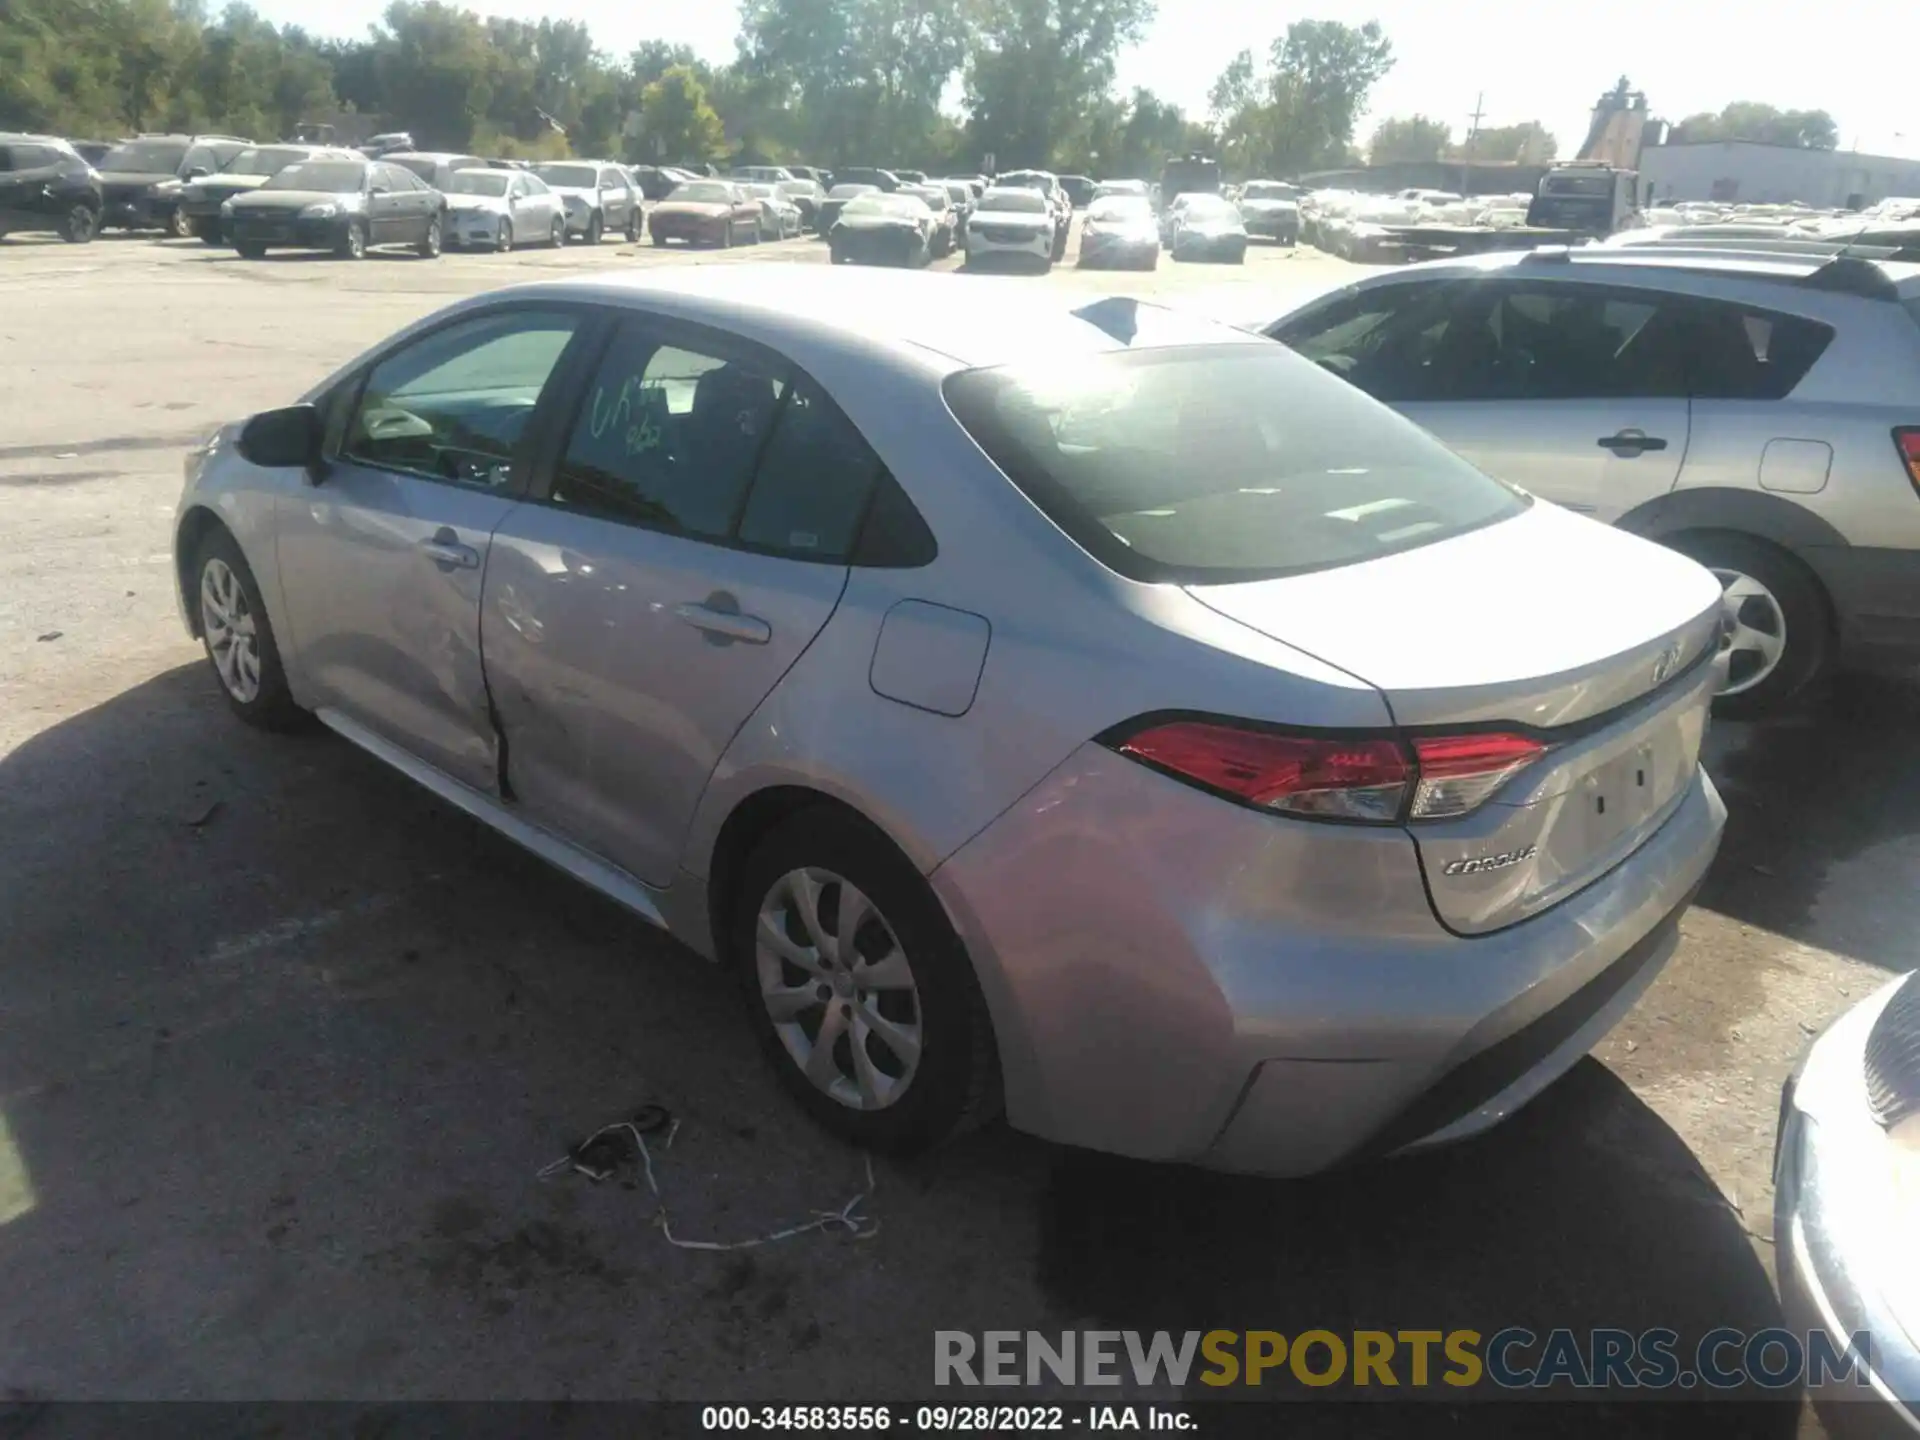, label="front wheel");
[732,810,1000,1153]
[550,217,566,247]
[61,203,98,244]
[166,205,192,239]
[416,214,442,259]
[625,210,642,242]
[586,211,603,245]
[336,220,367,260]
[495,220,512,252]
[1669,532,1831,717]
[193,528,307,730]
